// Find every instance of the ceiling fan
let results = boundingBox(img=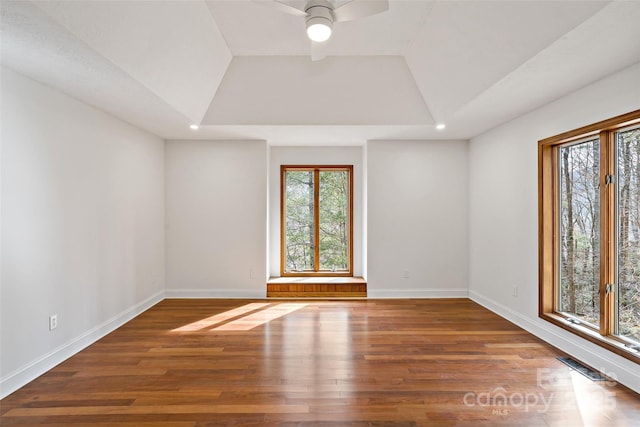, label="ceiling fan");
[257,0,389,61]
